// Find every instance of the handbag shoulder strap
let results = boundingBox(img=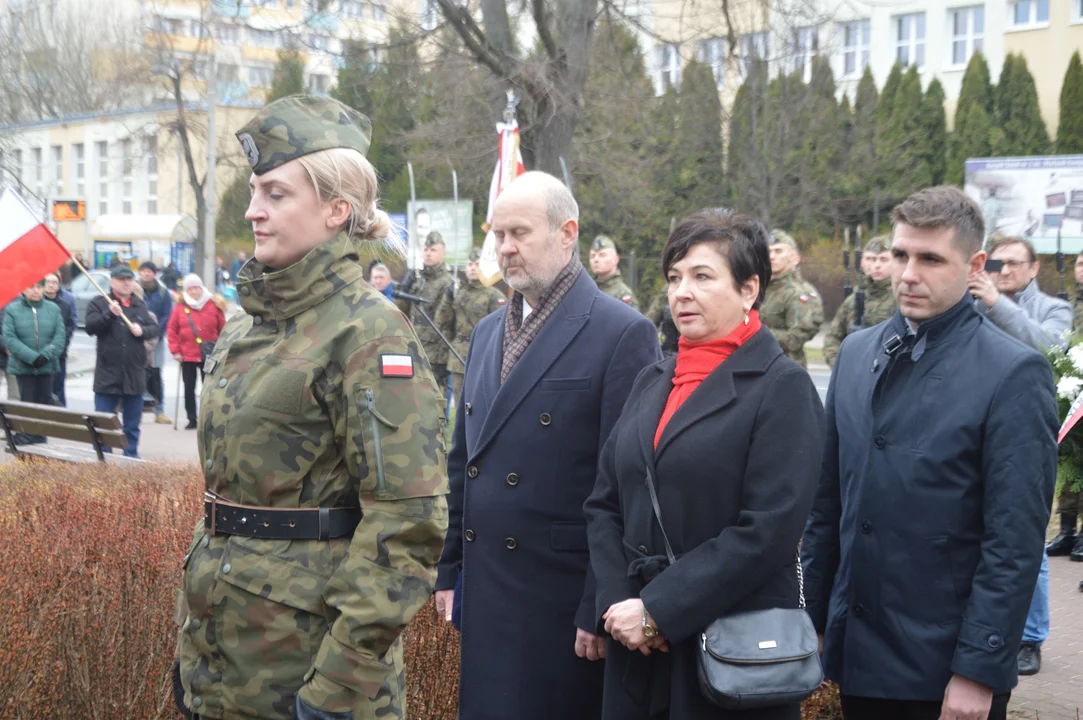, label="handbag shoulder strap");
[644,468,806,609]
[184,307,203,343]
